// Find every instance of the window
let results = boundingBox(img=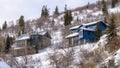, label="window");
[17,41,25,47]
